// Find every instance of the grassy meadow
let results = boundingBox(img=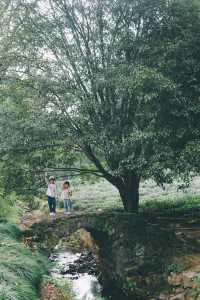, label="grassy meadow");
[67,177,200,216]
